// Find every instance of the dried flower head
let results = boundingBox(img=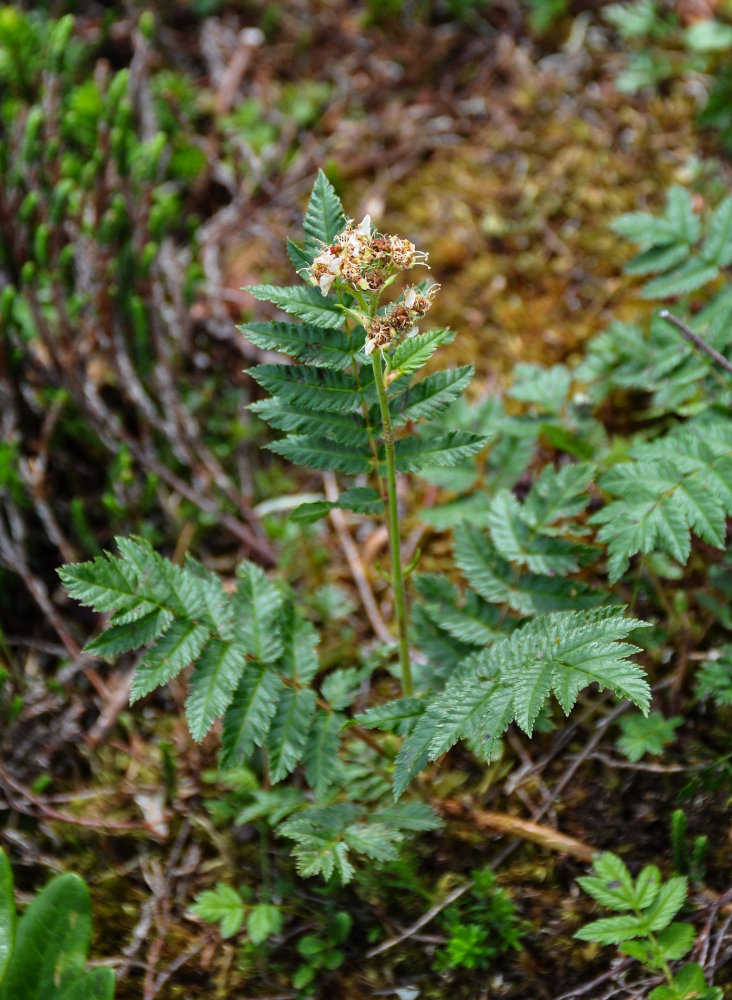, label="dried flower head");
[308,217,429,297]
[364,317,395,356]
